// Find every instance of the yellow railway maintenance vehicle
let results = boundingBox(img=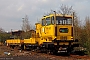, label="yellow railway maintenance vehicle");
[6,12,86,55]
[23,12,86,55]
